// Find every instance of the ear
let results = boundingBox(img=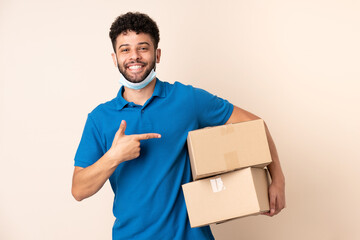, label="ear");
[156,49,161,63]
[111,53,118,67]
